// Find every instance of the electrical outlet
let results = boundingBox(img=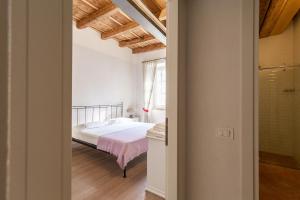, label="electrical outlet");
[216,128,234,140]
